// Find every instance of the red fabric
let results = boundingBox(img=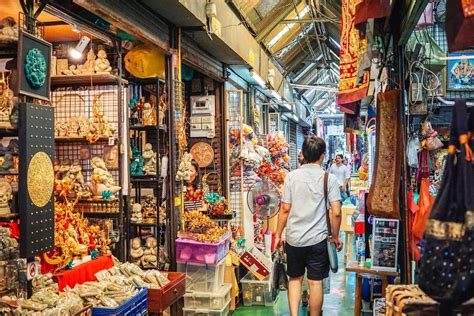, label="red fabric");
[54,255,114,291]
[0,222,19,239]
[354,0,391,25]
[407,189,420,260]
[338,0,370,106]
